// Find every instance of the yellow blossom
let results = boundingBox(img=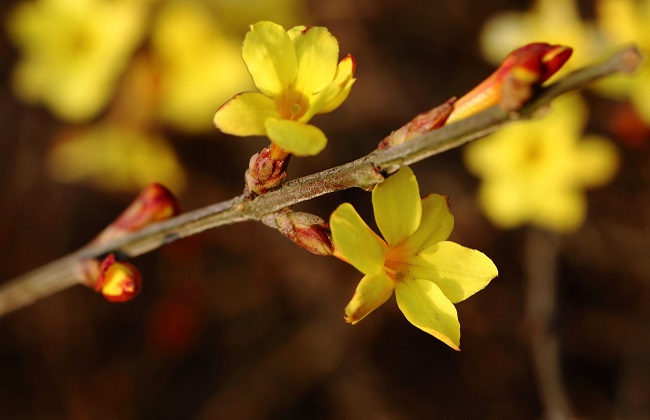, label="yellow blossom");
[480,0,603,73]
[207,0,304,33]
[151,1,252,133]
[47,124,186,193]
[330,167,498,350]
[464,94,619,232]
[6,0,147,121]
[595,0,650,124]
[214,21,356,158]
